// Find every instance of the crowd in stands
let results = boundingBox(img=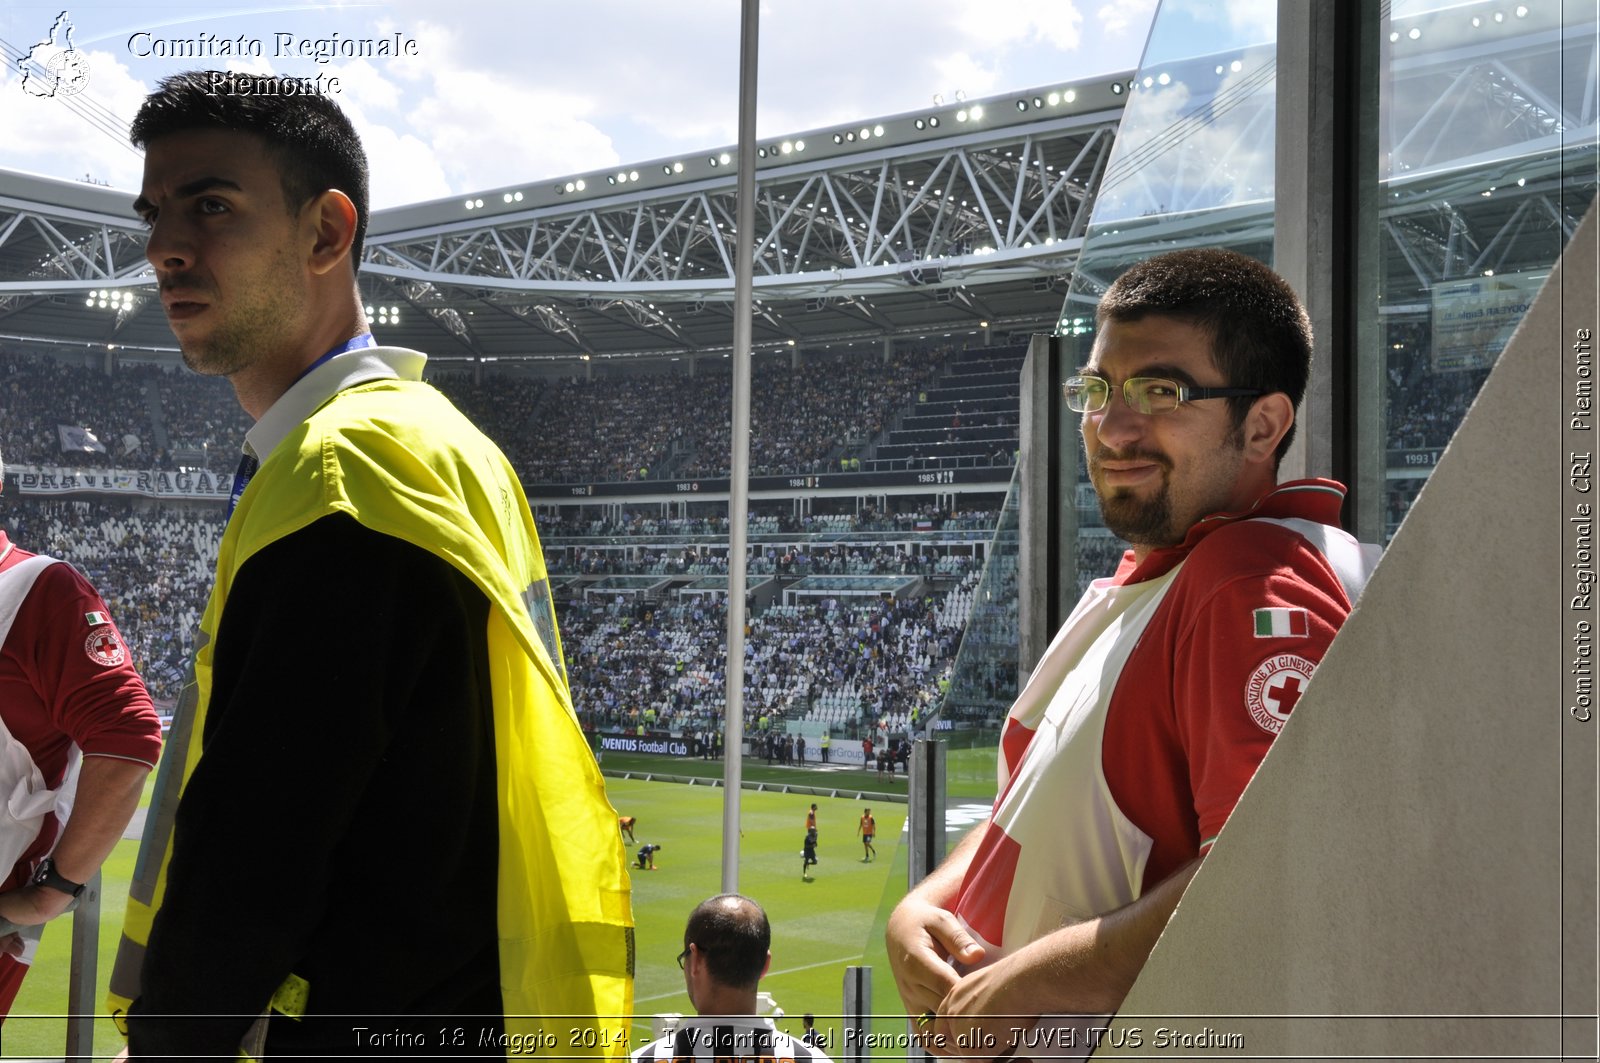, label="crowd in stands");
[0,490,992,722]
[544,540,986,579]
[0,352,253,473]
[537,506,999,540]
[0,325,1498,494]
[432,348,951,484]
[4,498,224,702]
[158,373,251,469]
[0,354,159,468]
[558,591,962,740]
